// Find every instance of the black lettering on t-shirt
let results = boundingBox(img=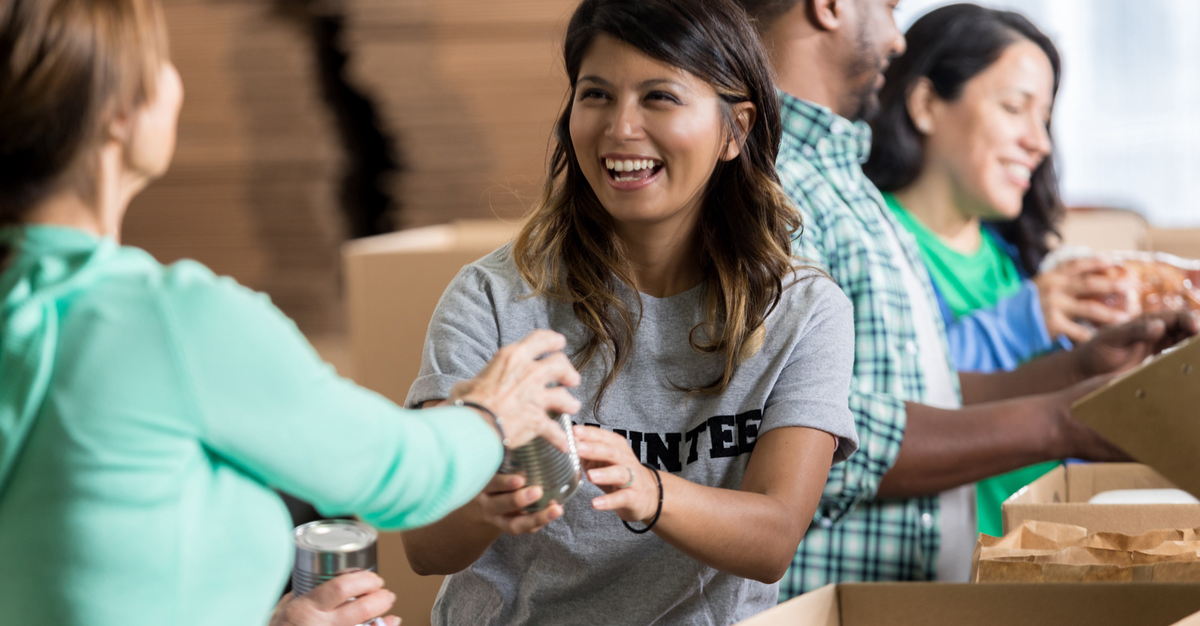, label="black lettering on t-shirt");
[736,410,762,453]
[684,422,707,465]
[621,430,643,462]
[645,432,682,472]
[707,415,738,458]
